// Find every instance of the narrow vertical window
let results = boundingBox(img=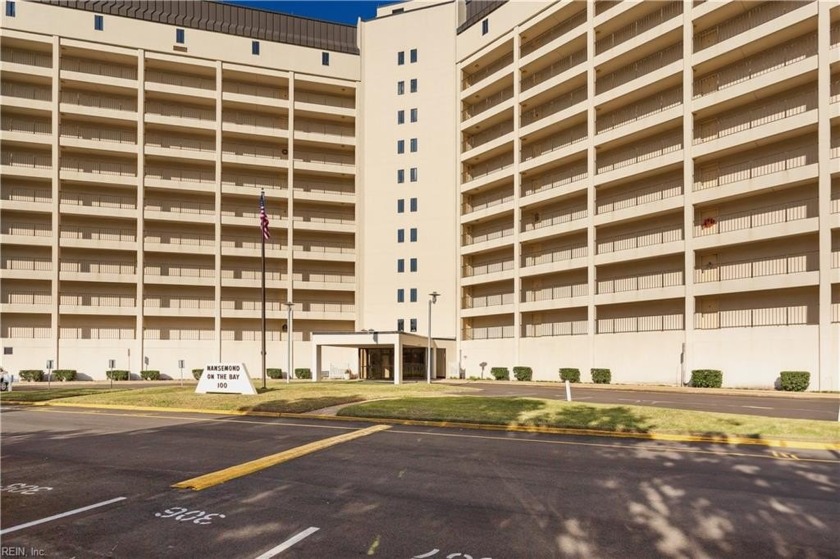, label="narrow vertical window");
[397,289,405,303]
[410,138,418,152]
[410,228,417,242]
[410,288,417,303]
[410,258,417,272]
[397,169,405,183]
[176,28,185,44]
[410,167,418,182]
[397,140,405,154]
[94,14,104,30]
[410,108,418,122]
[397,110,405,124]
[397,51,405,65]
[397,81,405,95]
[410,198,417,212]
[397,229,405,243]
[410,79,417,93]
[397,259,405,273]
[397,199,405,213]
[397,319,405,332]
[322,52,330,65]
[252,41,260,55]
[482,19,489,35]
[410,49,417,63]
[6,1,15,17]
[410,318,417,332]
